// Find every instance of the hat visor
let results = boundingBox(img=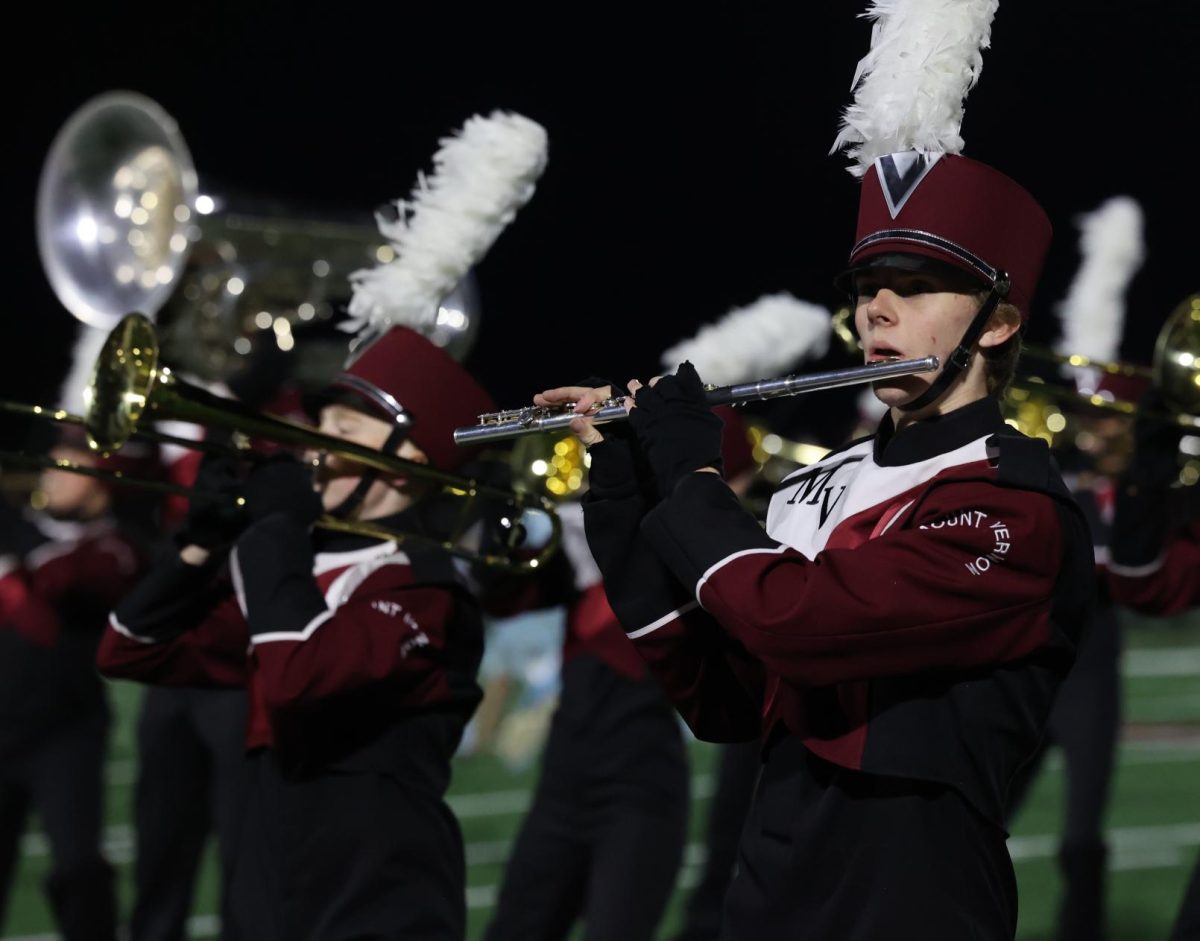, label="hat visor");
[301,378,403,425]
[834,249,991,298]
